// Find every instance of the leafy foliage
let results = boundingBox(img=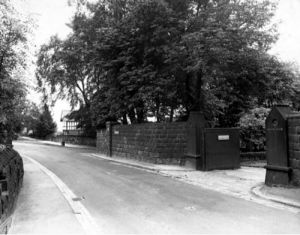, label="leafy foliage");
[0,0,31,138]
[239,107,270,152]
[36,0,299,134]
[33,104,57,139]
[20,101,41,135]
